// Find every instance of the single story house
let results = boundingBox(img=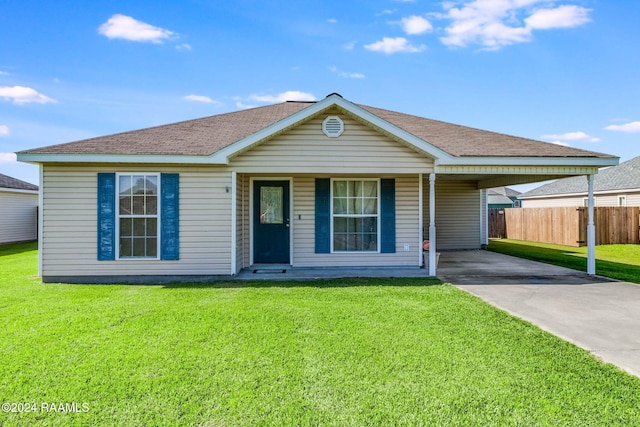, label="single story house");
[520,155,640,207]
[17,94,618,283]
[0,173,39,244]
[488,187,522,209]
